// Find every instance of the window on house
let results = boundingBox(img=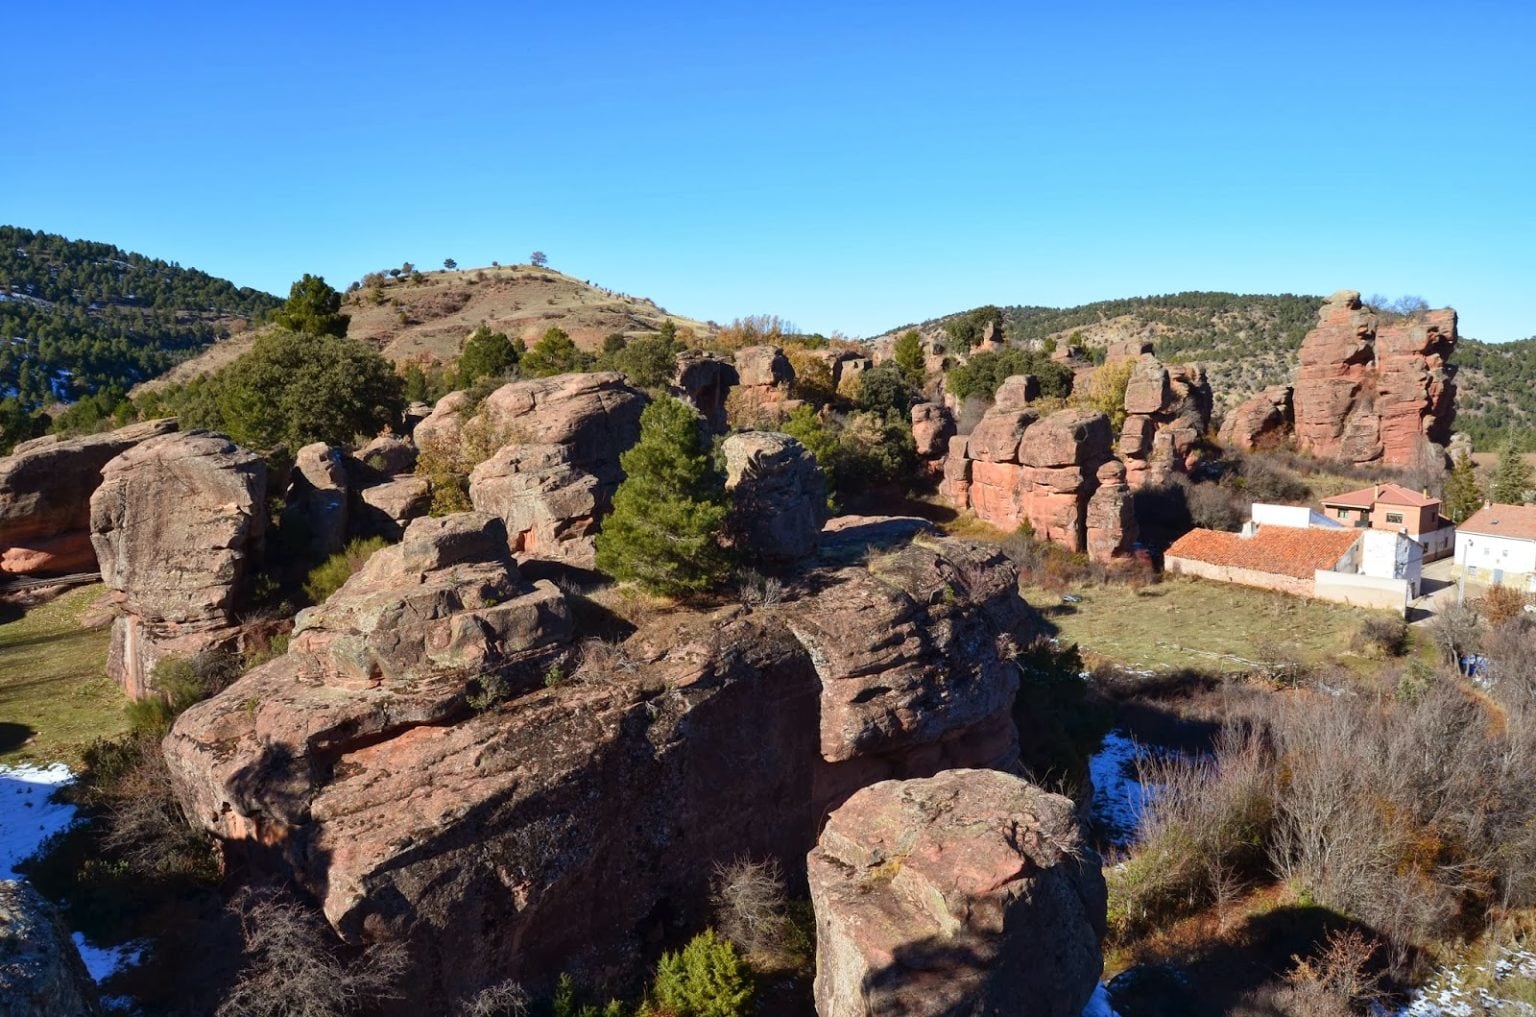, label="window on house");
[1385,512,1404,524]
[1336,508,1349,518]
